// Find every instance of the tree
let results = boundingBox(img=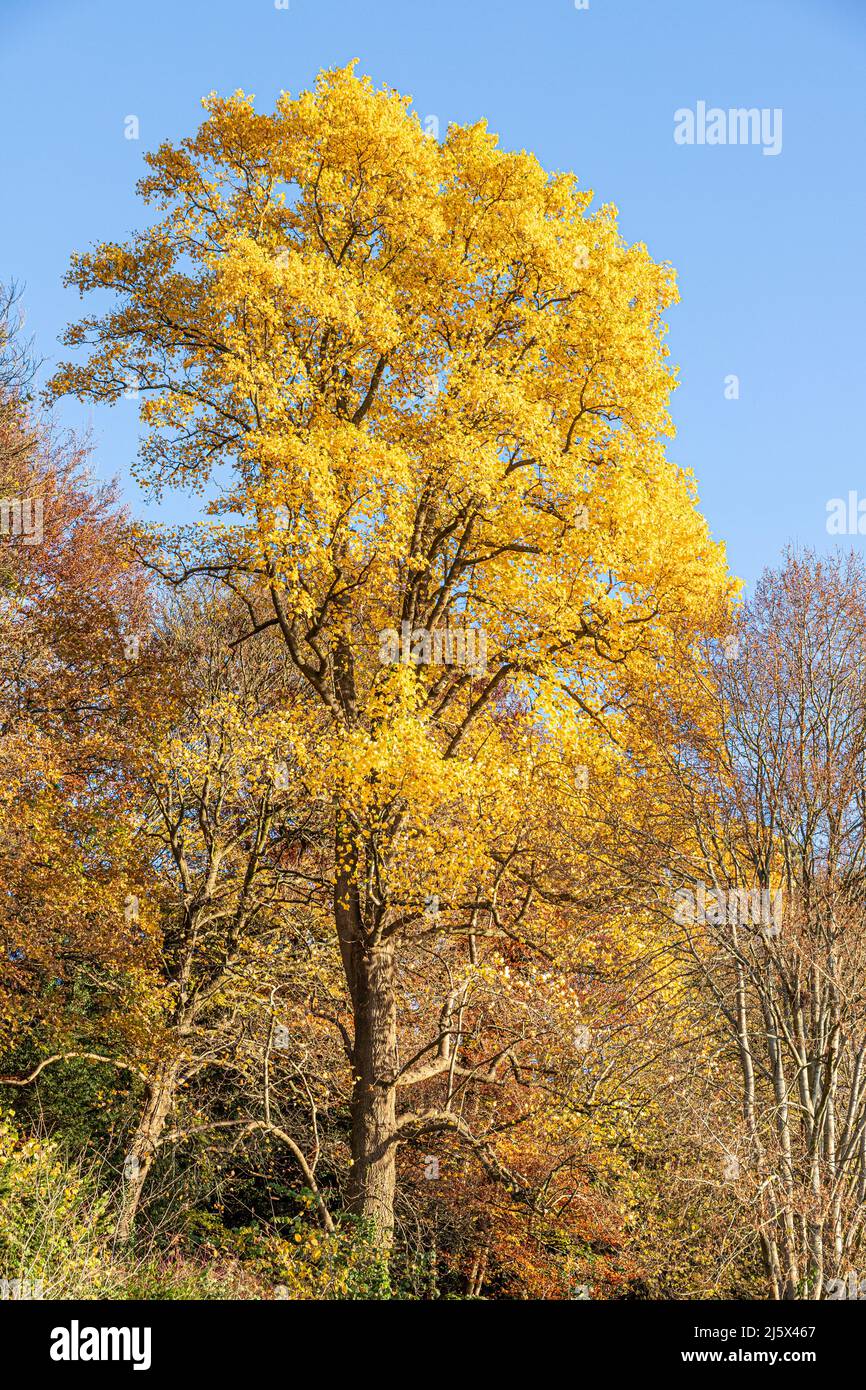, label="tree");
[661,550,866,1298]
[114,586,337,1240]
[49,63,735,1246]
[0,286,155,1072]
